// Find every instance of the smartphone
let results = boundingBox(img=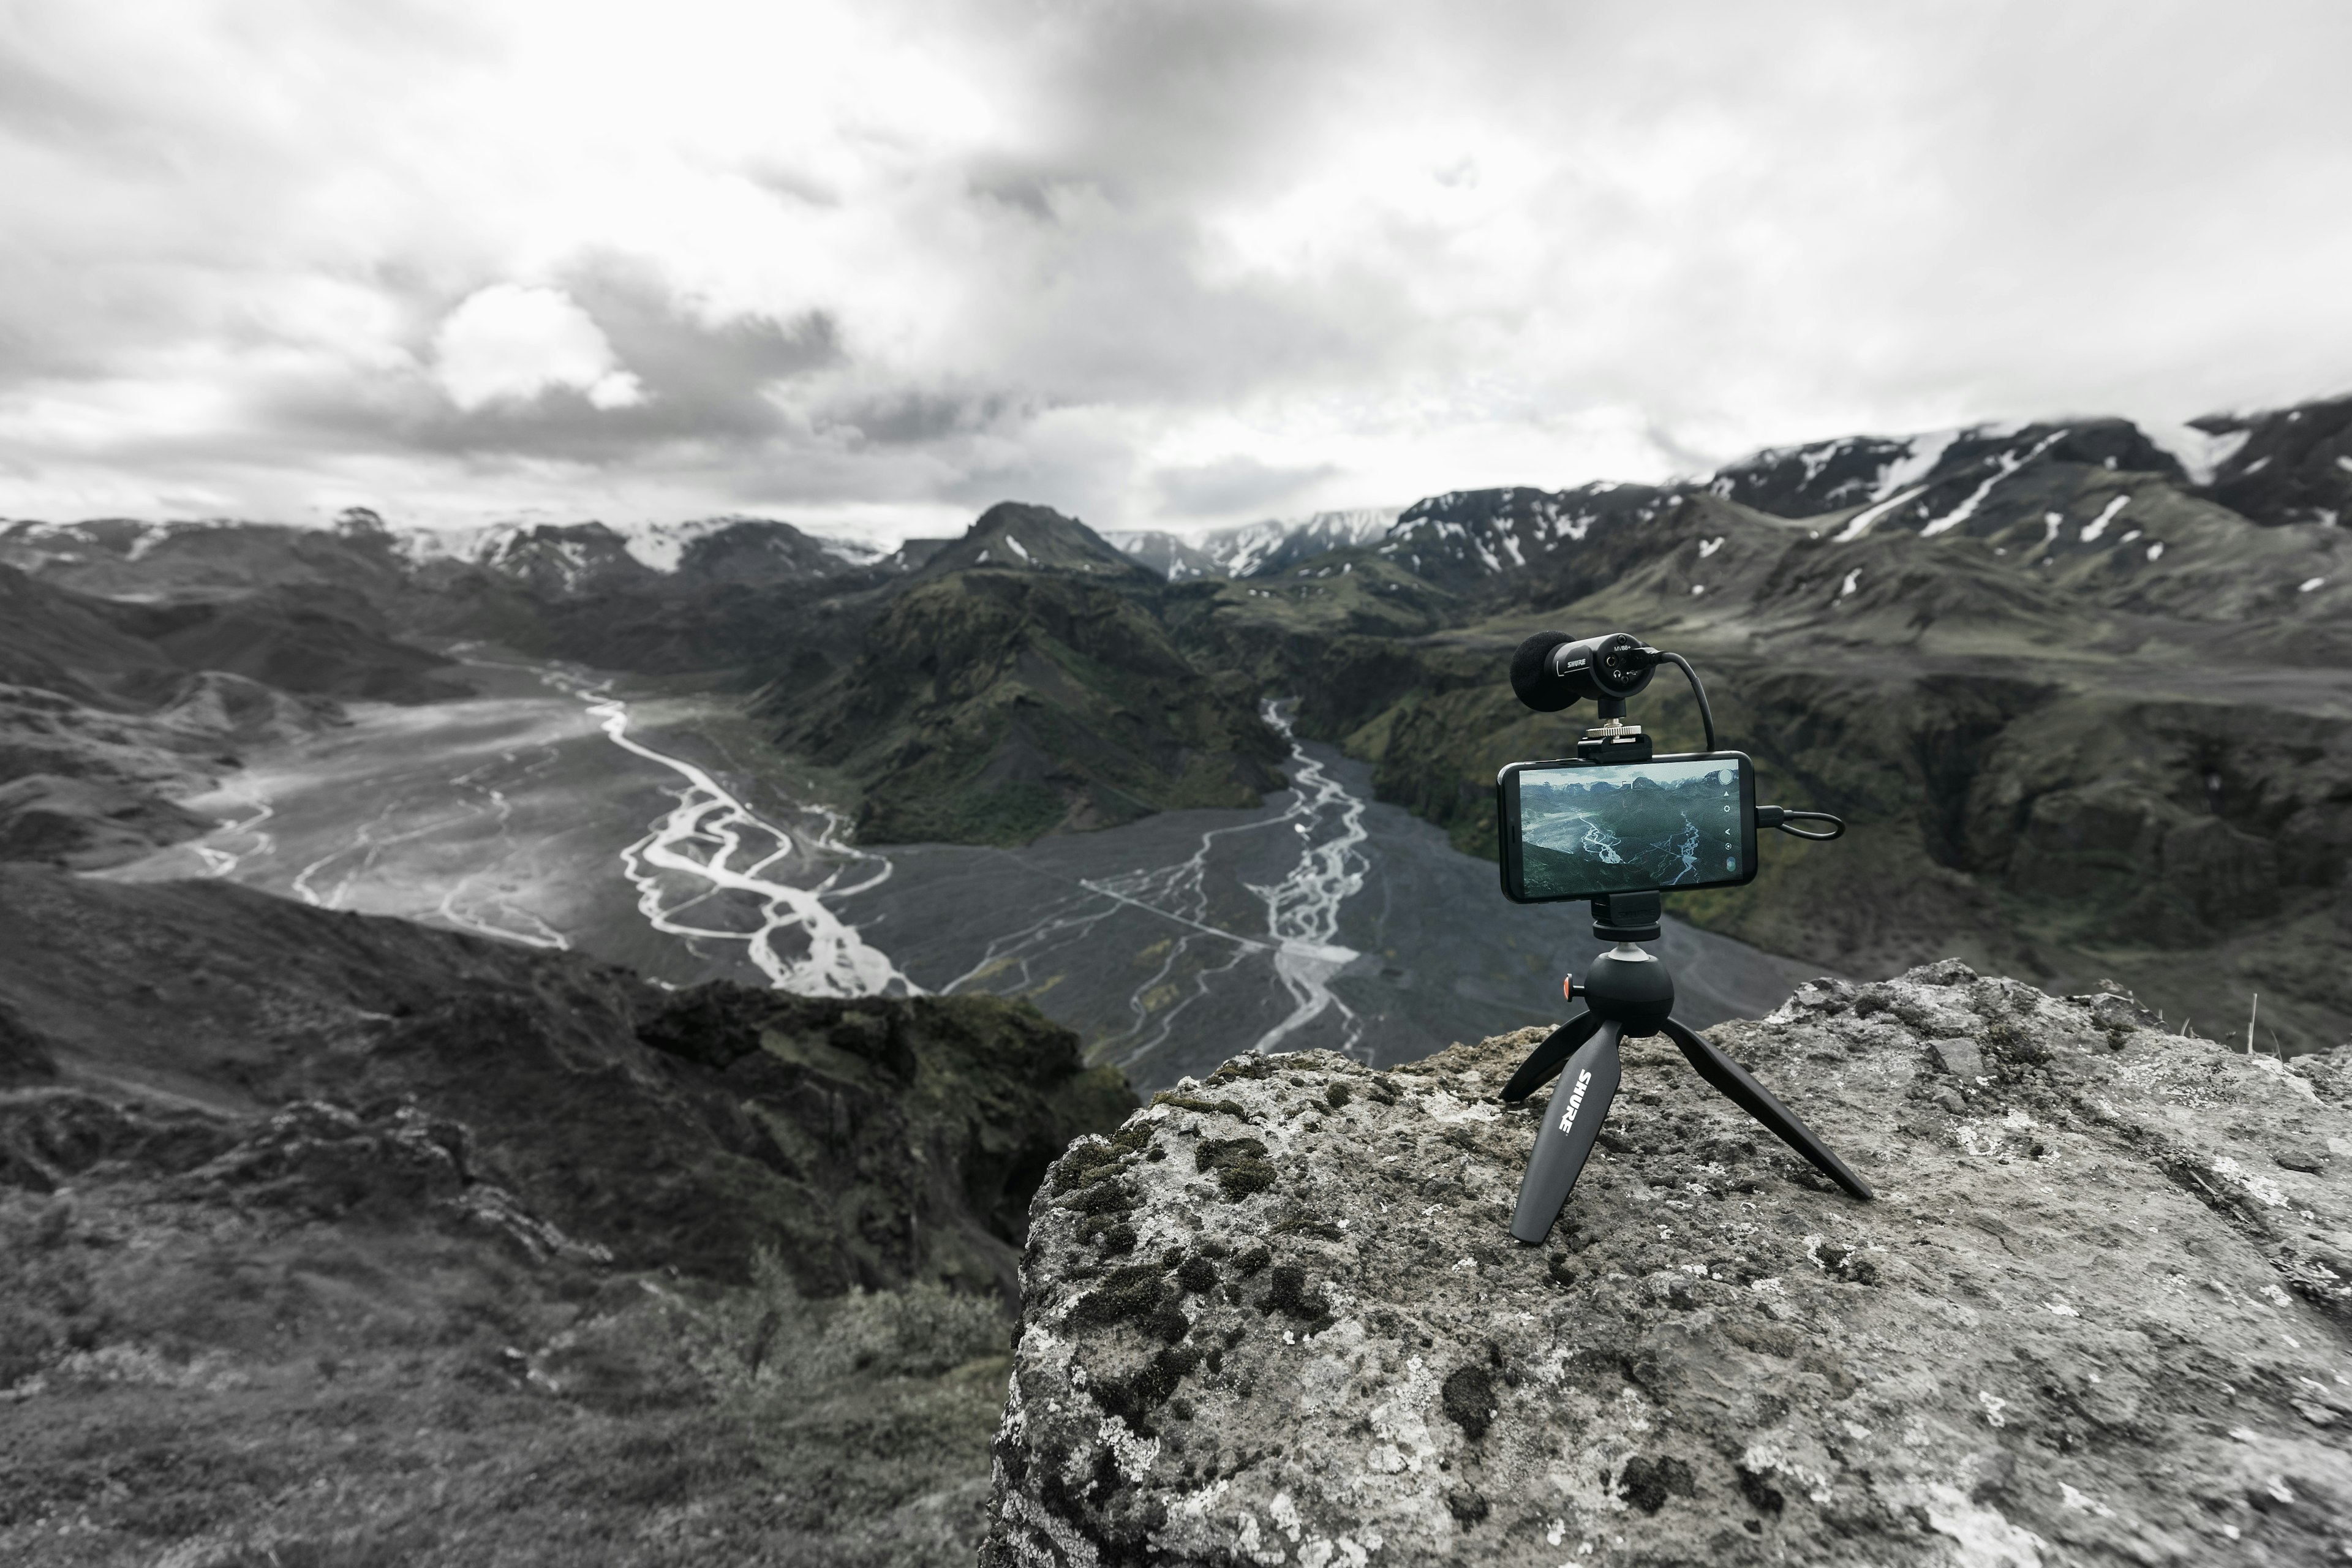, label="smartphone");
[1496,752,1757,903]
